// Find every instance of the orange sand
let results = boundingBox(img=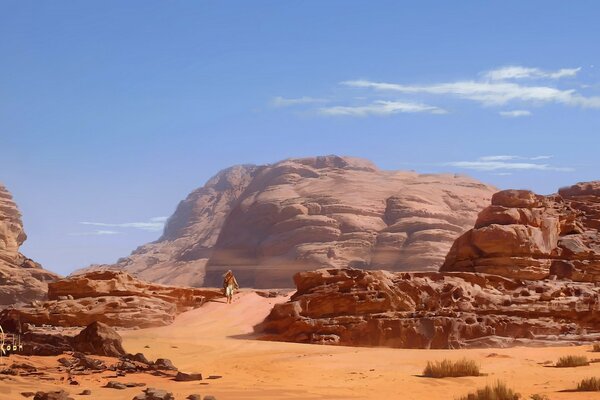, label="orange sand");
[2,291,600,399]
